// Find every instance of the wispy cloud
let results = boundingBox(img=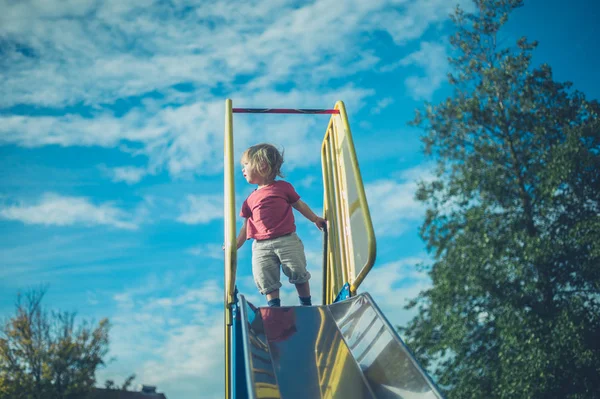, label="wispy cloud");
[138,320,224,398]
[399,41,449,100]
[1,0,463,181]
[0,232,138,280]
[102,278,226,398]
[361,255,432,329]
[0,0,387,108]
[297,175,318,189]
[370,97,394,114]
[104,166,148,185]
[374,0,473,45]
[177,194,223,224]
[186,243,223,259]
[0,193,137,229]
[0,88,372,179]
[366,164,434,236]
